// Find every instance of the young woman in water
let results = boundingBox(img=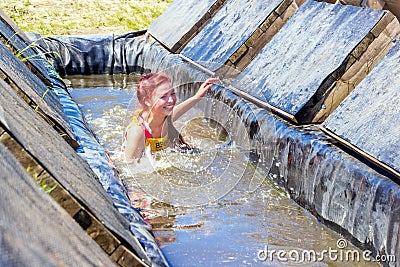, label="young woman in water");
[122,72,218,162]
